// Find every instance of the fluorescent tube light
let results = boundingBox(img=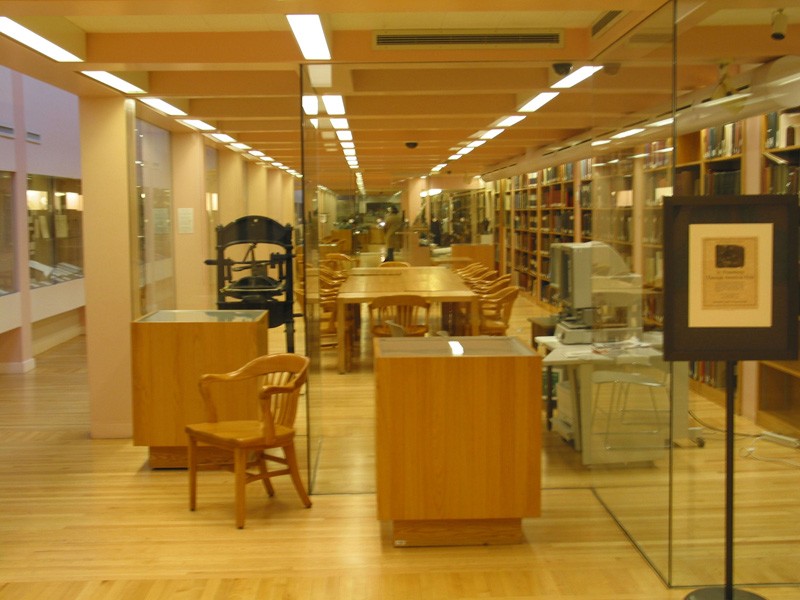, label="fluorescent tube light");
[497,115,526,127]
[259,156,275,162]
[448,154,463,160]
[481,128,505,140]
[139,98,187,116]
[230,142,251,150]
[467,140,486,148]
[611,127,645,139]
[431,164,447,172]
[519,92,559,112]
[340,141,355,149]
[178,119,216,131]
[647,117,674,128]
[0,17,82,62]
[322,95,345,115]
[82,71,144,94]
[551,65,603,89]
[591,139,611,146]
[302,95,319,115]
[330,118,349,130]
[342,148,356,156]
[286,14,331,60]
[249,150,265,157]
[211,133,236,144]
[336,130,353,141]
[457,147,474,155]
